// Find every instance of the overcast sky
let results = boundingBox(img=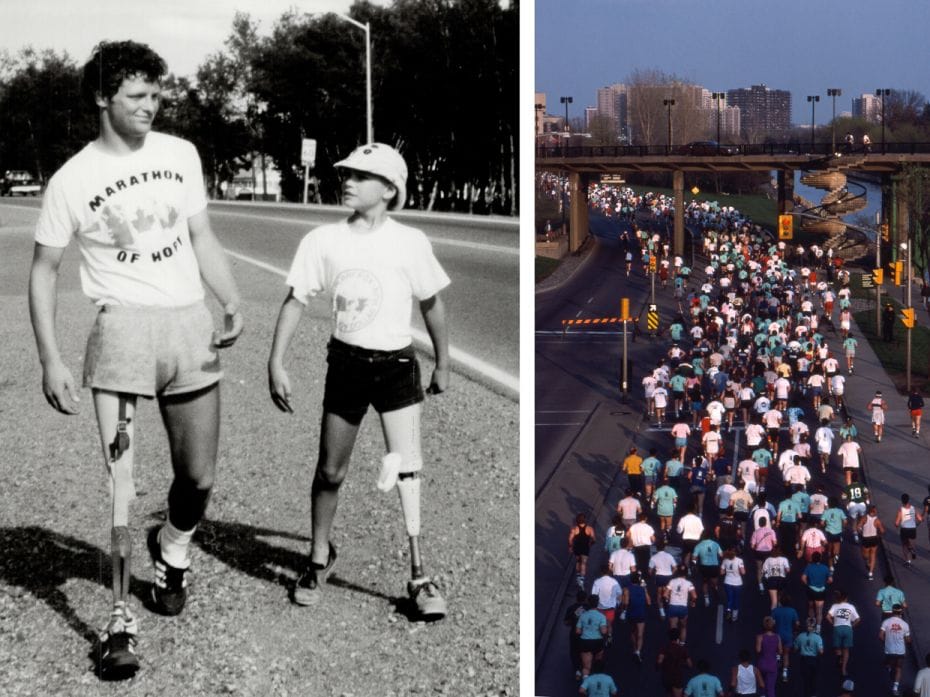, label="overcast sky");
[0,0,388,78]
[536,0,930,127]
